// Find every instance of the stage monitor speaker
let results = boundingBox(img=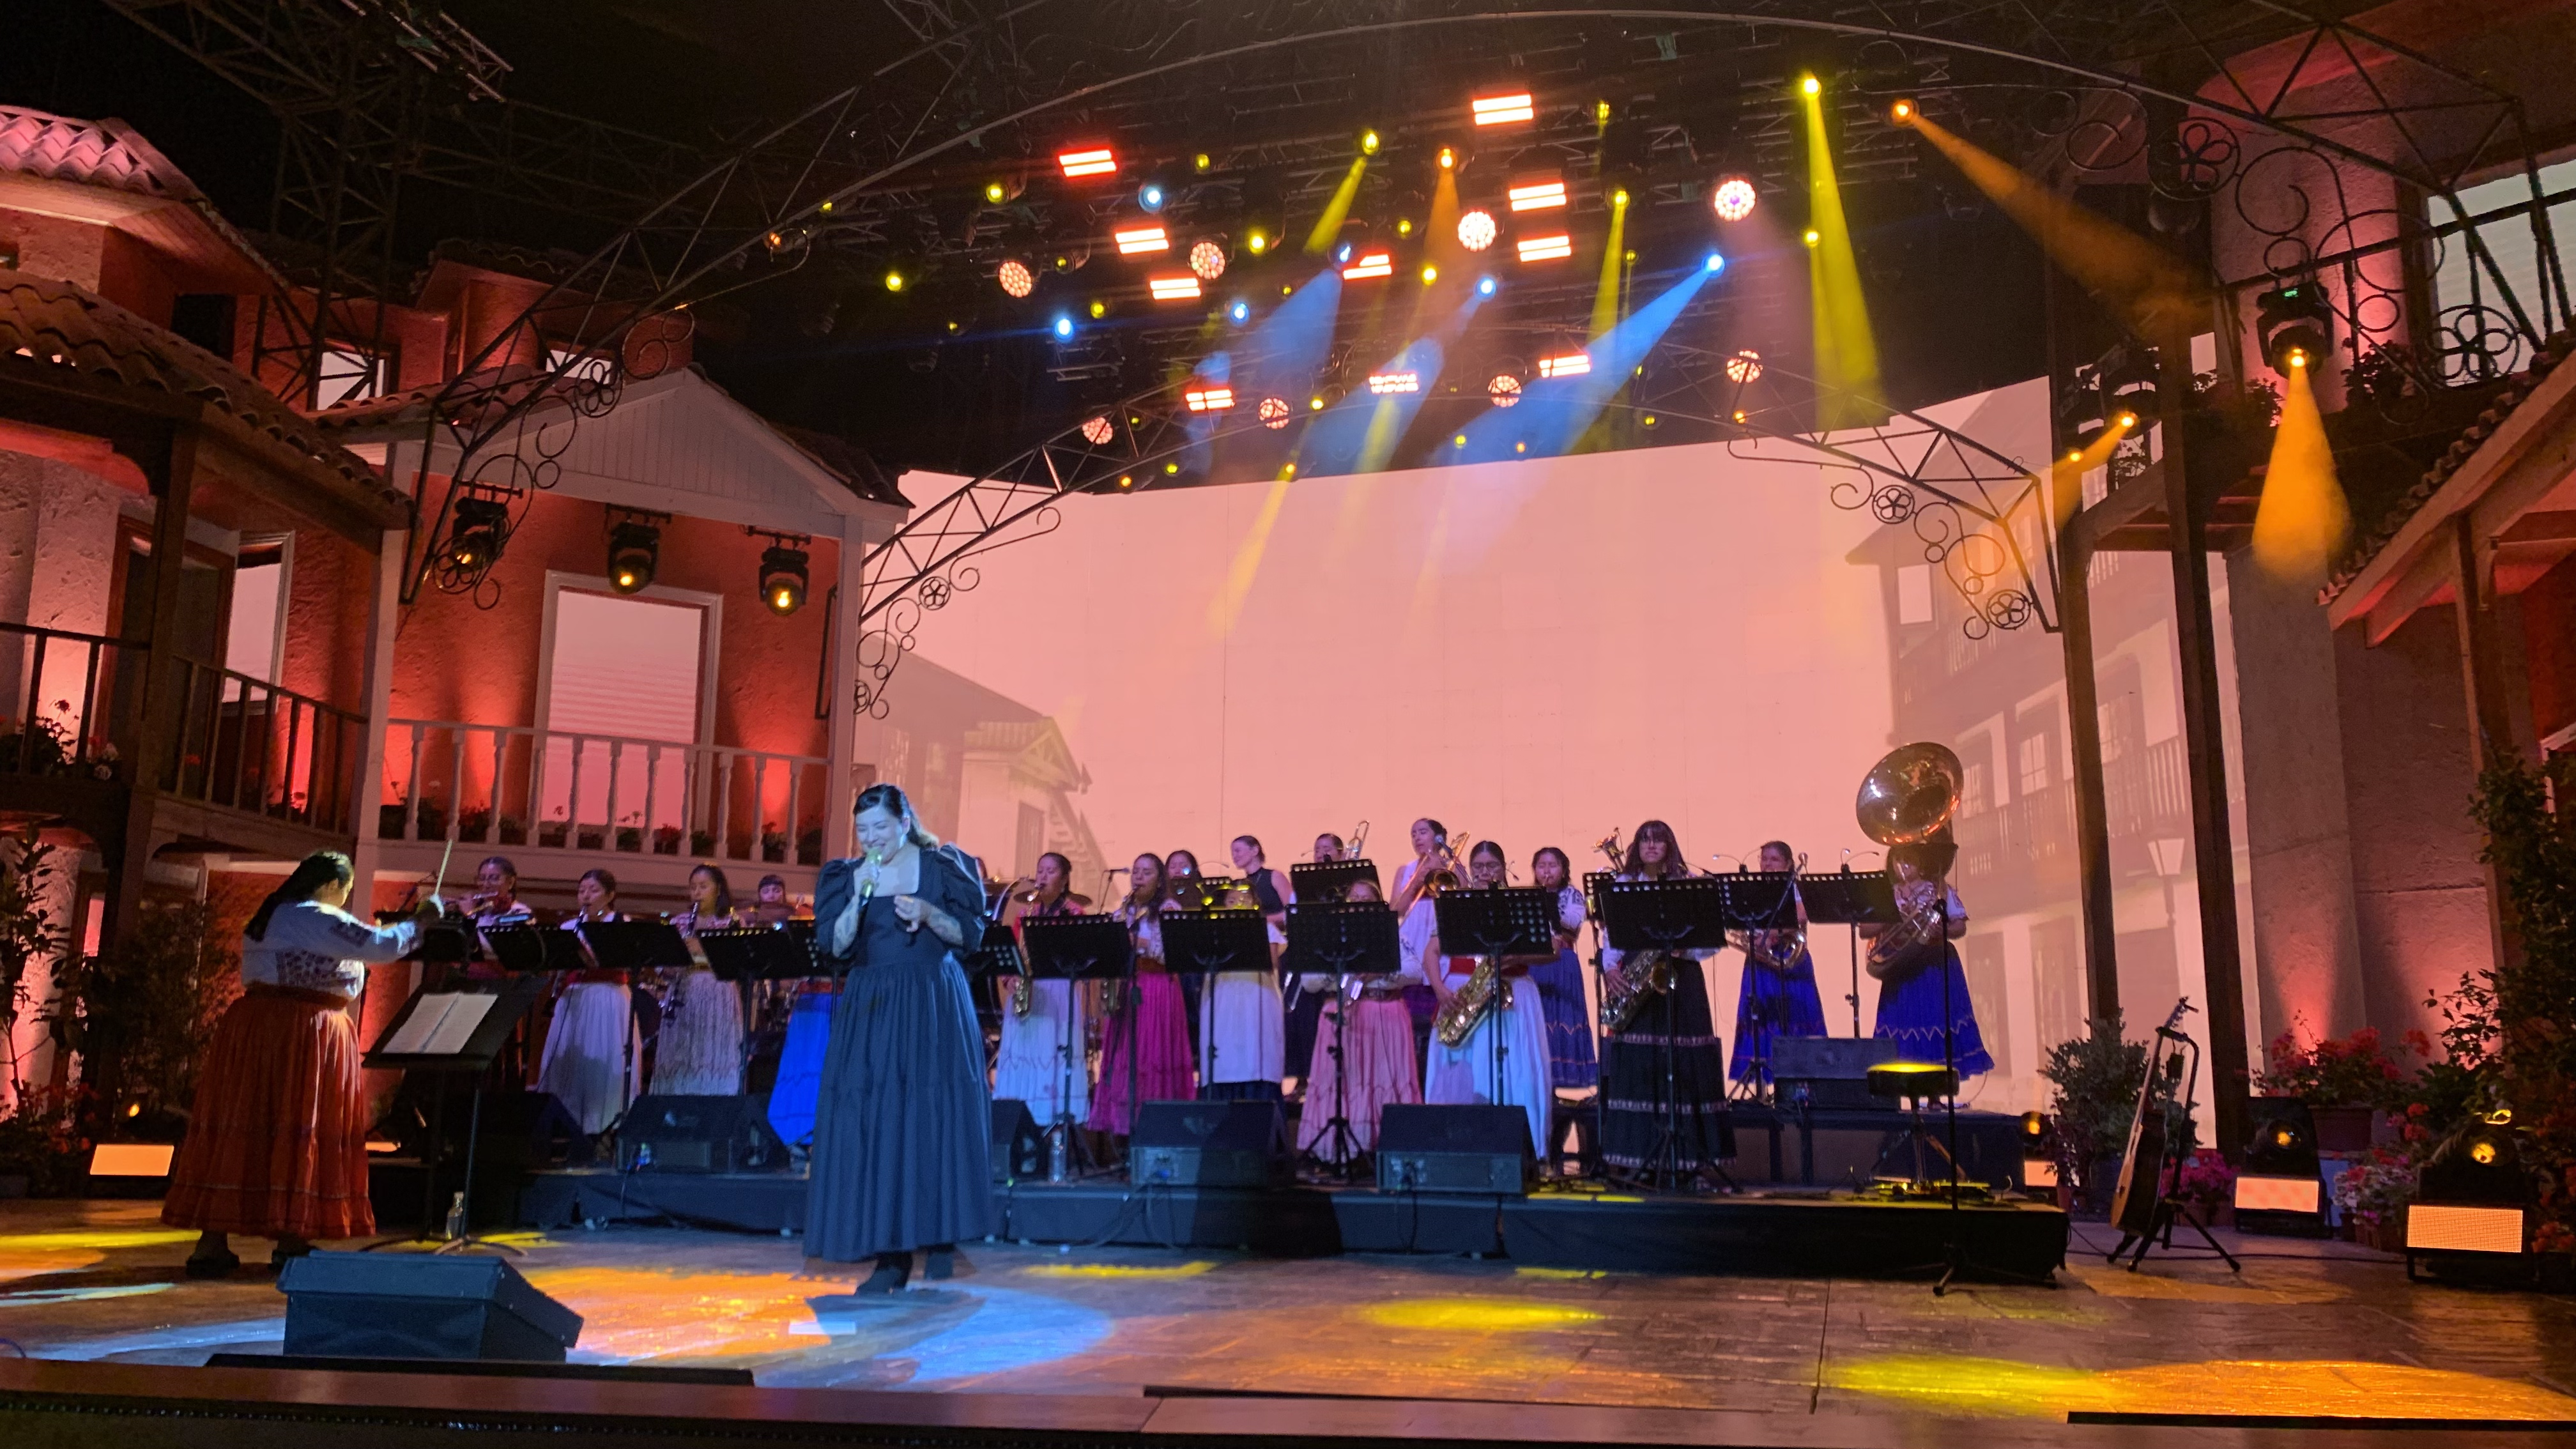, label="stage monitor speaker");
[1773,1037,1899,1110]
[617,1094,785,1174]
[991,1098,1043,1183]
[1376,1104,1532,1195]
[1130,1099,1284,1189]
[2235,1096,2326,1236]
[277,1252,581,1363]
